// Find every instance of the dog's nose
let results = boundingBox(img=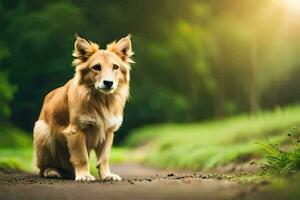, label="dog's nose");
[103,80,113,89]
